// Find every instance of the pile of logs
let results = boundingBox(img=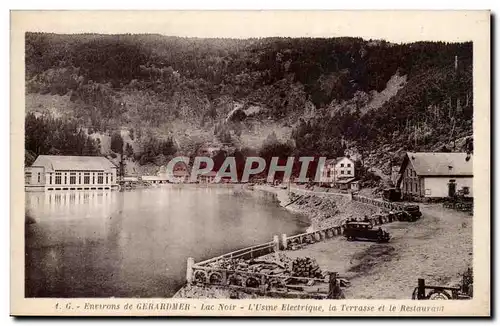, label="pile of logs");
[291,257,324,279]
